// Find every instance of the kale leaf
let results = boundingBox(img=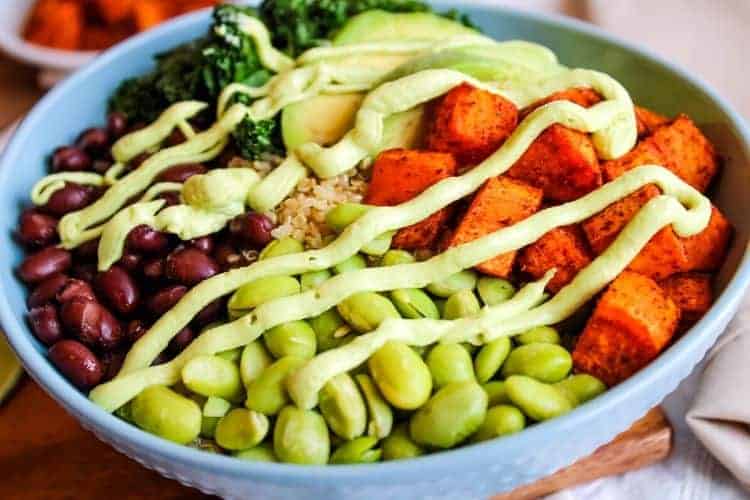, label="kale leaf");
[232,116,284,161]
